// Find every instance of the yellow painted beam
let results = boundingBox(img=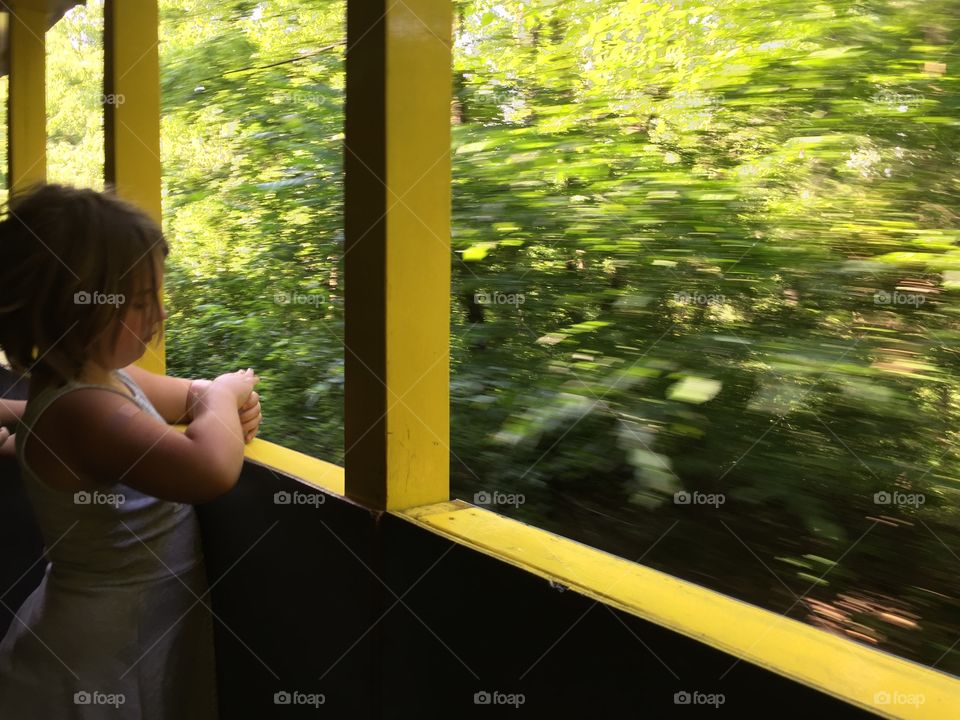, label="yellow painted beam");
[5,2,47,192]
[241,438,345,497]
[398,501,960,719]
[103,0,164,375]
[344,0,452,510]
[171,425,345,496]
